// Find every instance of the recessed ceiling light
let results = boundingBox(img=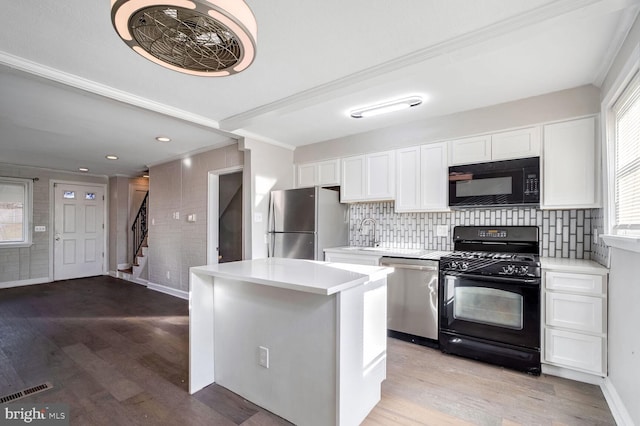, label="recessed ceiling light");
[105,155,119,160]
[156,136,171,142]
[349,96,424,119]
[78,167,89,172]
